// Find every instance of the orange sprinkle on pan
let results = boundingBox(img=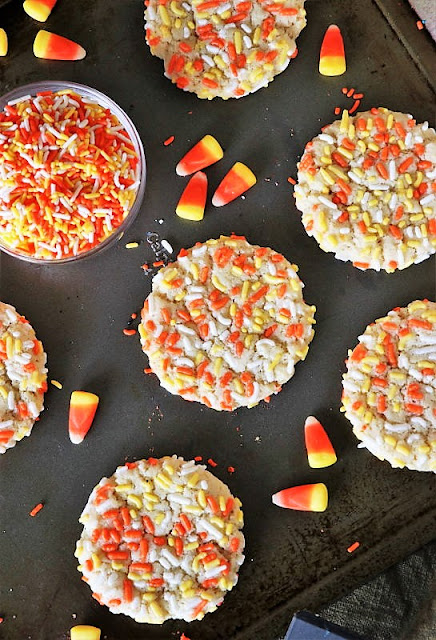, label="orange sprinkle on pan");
[123,328,136,336]
[163,135,175,146]
[287,176,296,185]
[29,502,44,517]
[347,541,360,553]
[208,457,218,467]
